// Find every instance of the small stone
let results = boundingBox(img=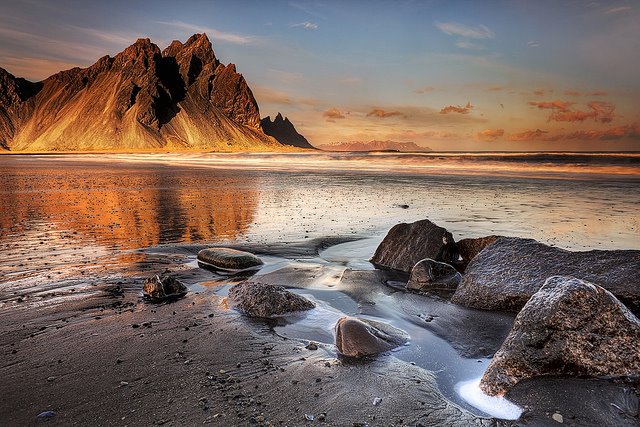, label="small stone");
[305,342,319,350]
[46,376,56,382]
[120,381,129,387]
[37,411,56,419]
[304,414,315,421]
[372,397,382,406]
[317,412,326,421]
[552,413,563,423]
